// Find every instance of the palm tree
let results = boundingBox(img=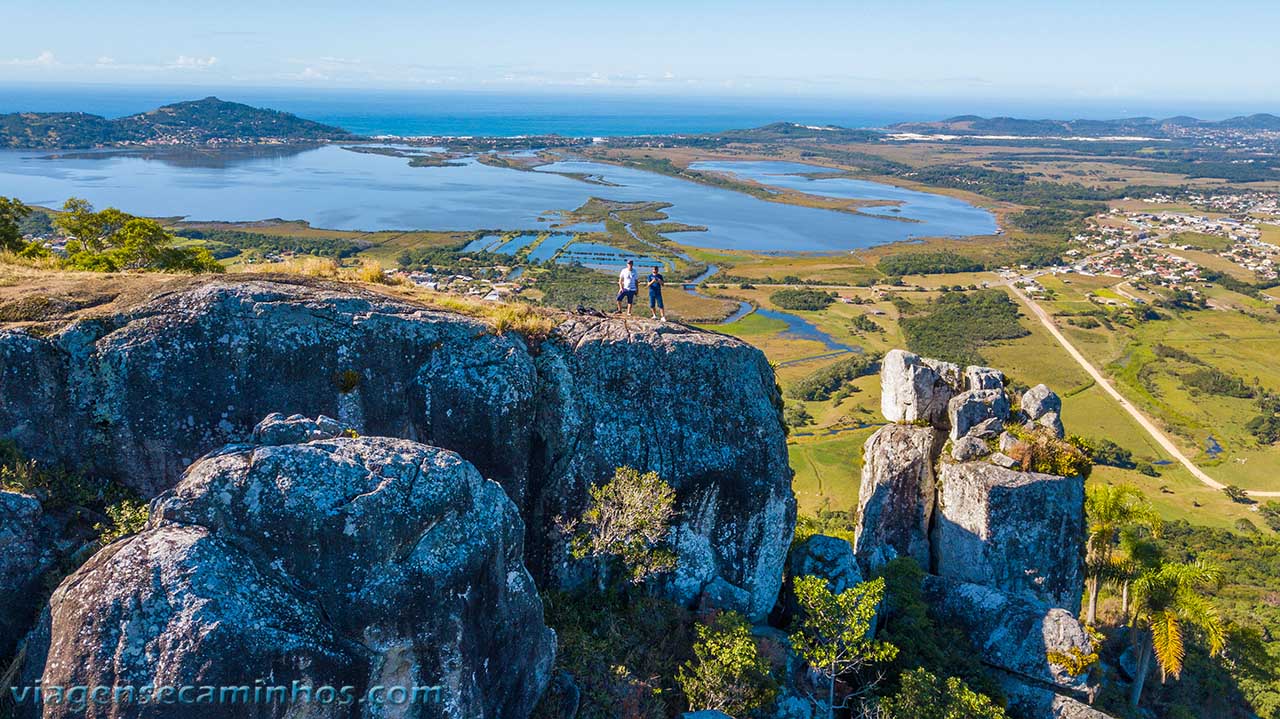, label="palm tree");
[1084,484,1161,625]
[1114,528,1162,622]
[1127,560,1226,710]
